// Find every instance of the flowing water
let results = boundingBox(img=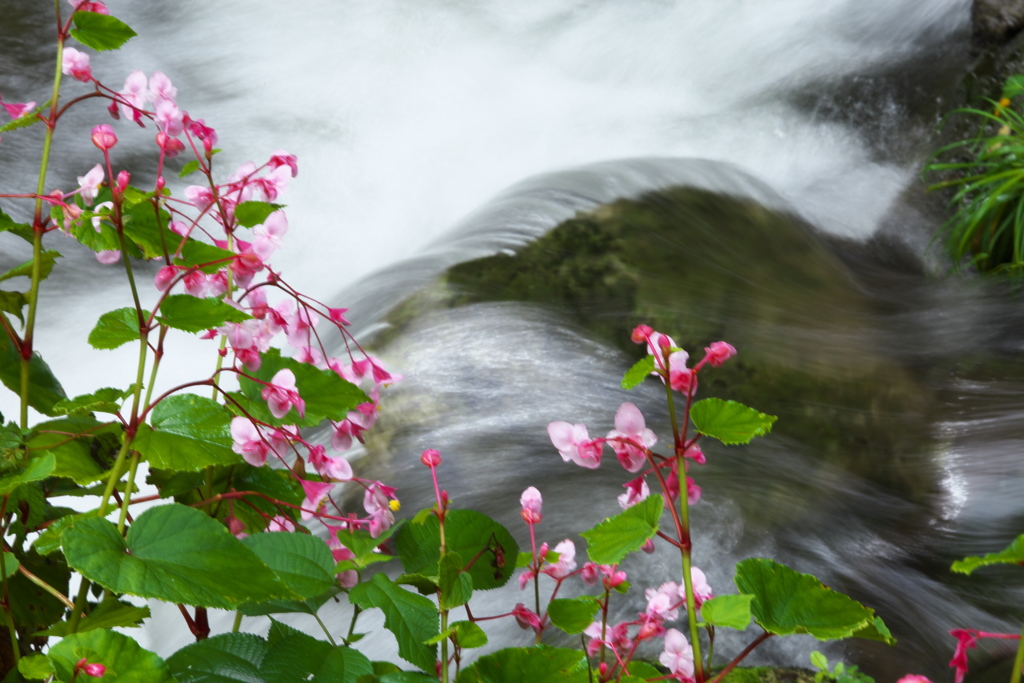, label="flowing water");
[4,1,1023,680]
